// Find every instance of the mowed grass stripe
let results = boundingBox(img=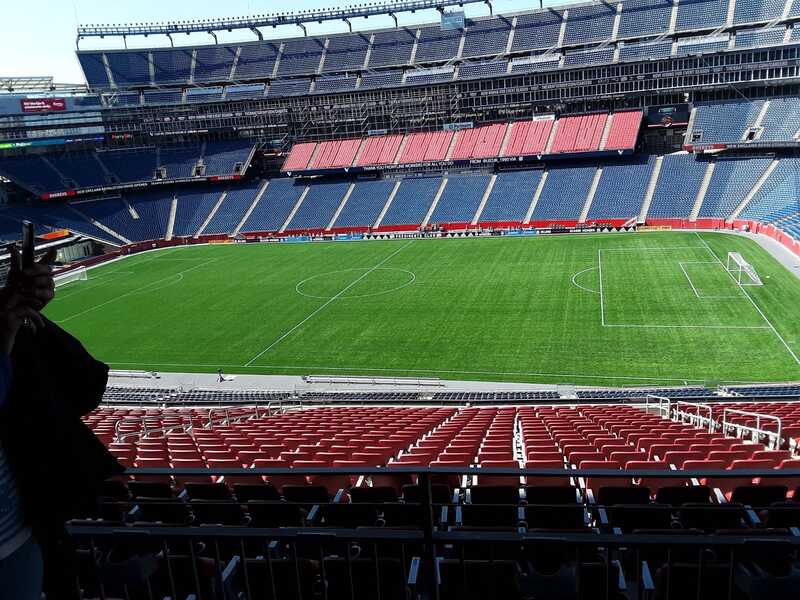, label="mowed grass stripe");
[45,233,800,385]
